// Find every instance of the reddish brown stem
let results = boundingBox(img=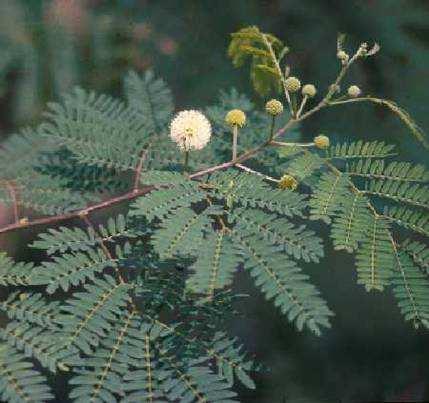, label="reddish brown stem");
[0,187,152,235]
